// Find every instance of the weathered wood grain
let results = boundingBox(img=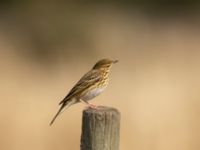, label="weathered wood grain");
[81,106,120,150]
